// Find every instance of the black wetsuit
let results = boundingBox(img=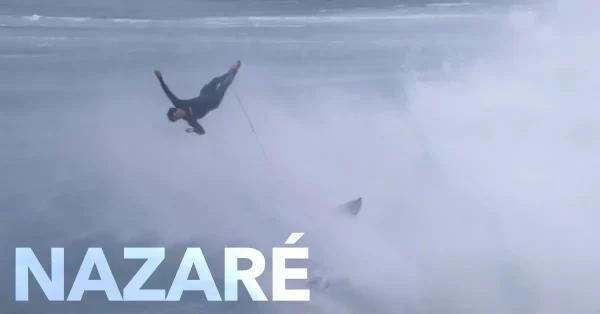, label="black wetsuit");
[159,69,237,134]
